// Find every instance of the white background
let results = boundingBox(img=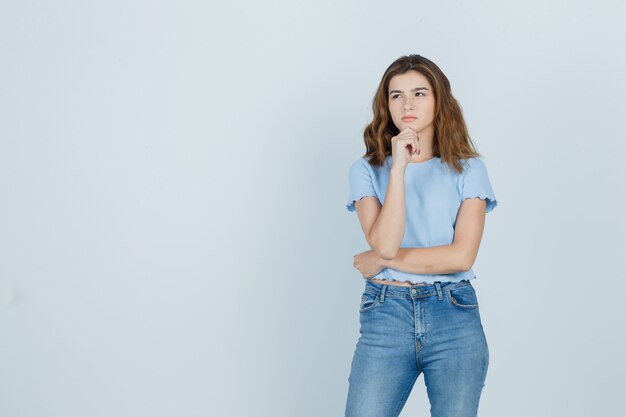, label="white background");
[1,1,625,416]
